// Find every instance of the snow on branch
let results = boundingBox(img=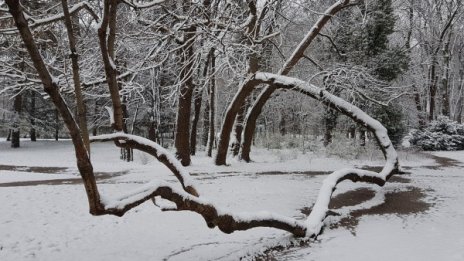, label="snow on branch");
[99,180,307,236]
[90,133,199,196]
[120,0,165,10]
[1,1,99,33]
[251,72,399,236]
